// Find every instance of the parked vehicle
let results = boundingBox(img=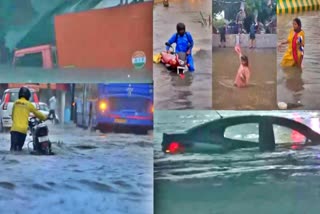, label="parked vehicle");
[12,45,57,68]
[0,88,40,132]
[75,83,153,134]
